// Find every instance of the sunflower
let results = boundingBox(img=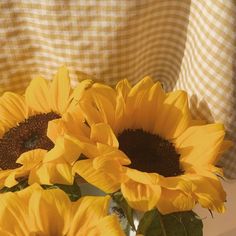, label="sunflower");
[65,77,231,214]
[0,66,91,188]
[0,184,125,236]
